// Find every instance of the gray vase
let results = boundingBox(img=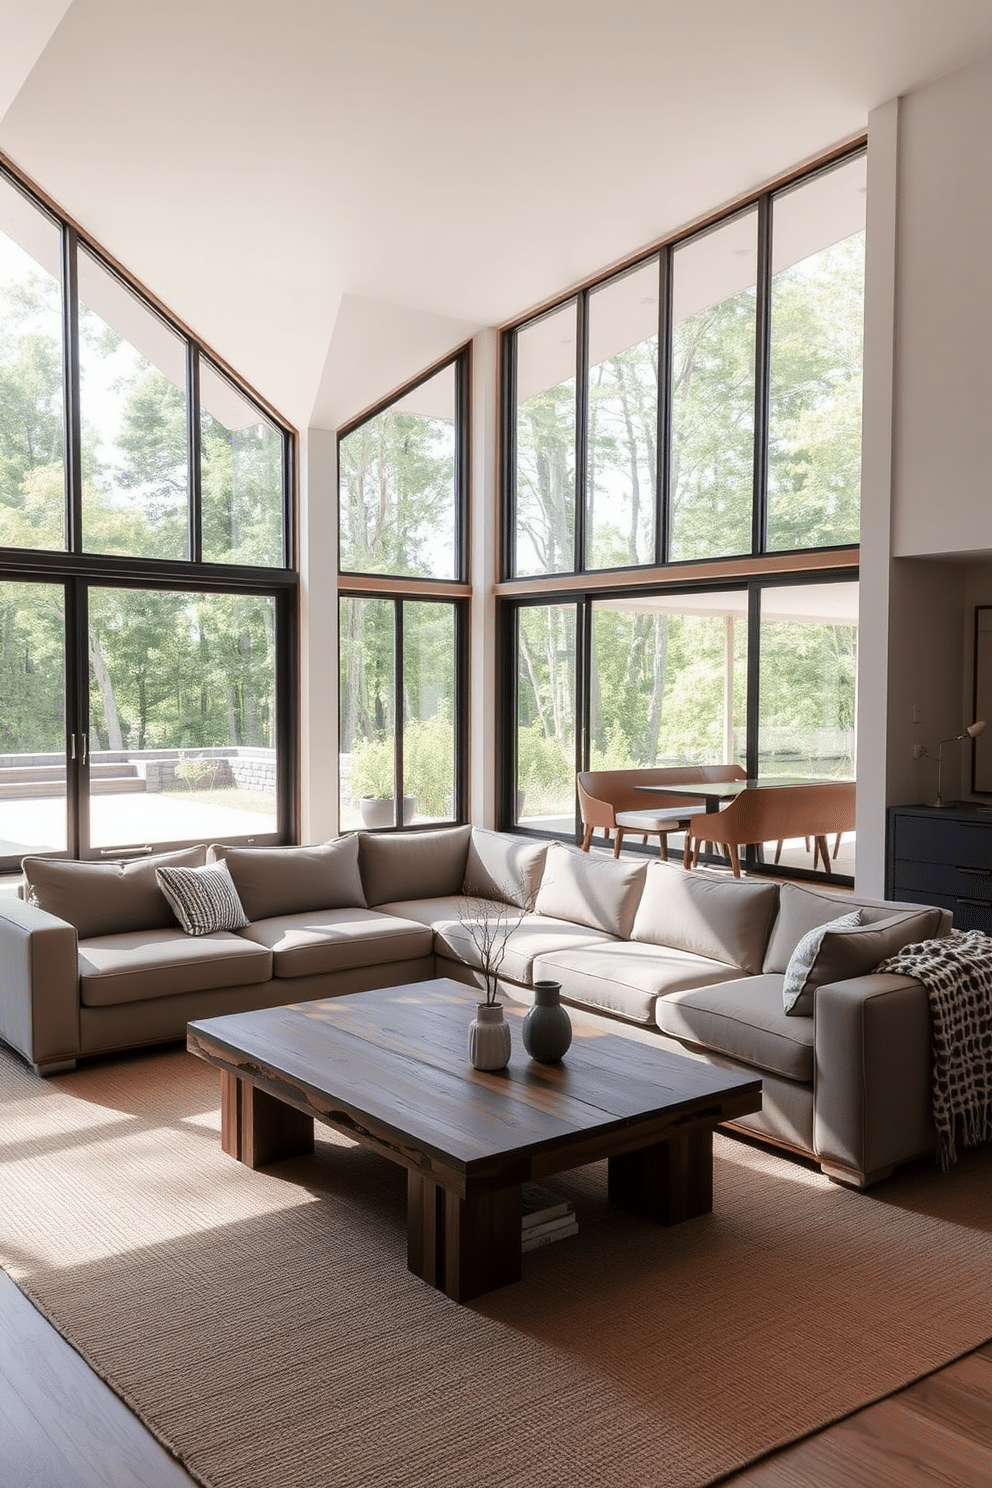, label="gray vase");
[469,1002,512,1071]
[522,980,572,1063]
